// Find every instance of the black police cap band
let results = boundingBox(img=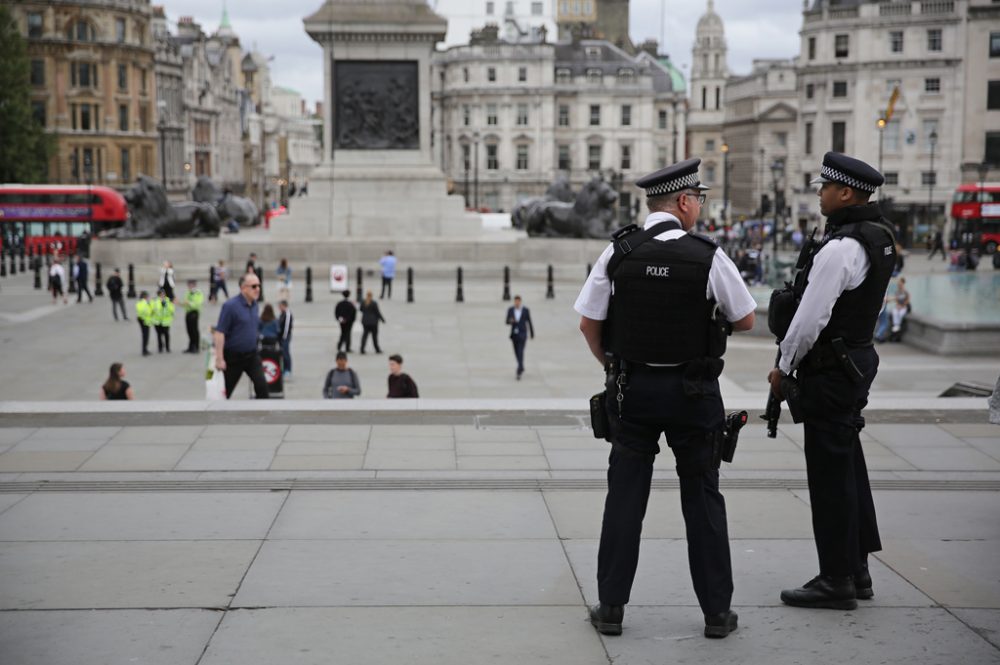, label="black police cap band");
[636,158,711,197]
[809,152,884,193]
